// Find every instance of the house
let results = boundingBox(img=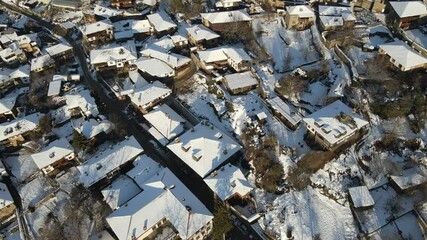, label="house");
[51,0,82,9]
[0,182,15,223]
[195,46,252,73]
[113,19,153,42]
[167,122,242,178]
[388,1,427,30]
[348,186,375,210]
[267,96,302,130]
[30,54,55,73]
[77,136,144,188]
[64,88,99,118]
[47,75,63,97]
[106,167,213,240]
[80,20,114,47]
[378,40,427,71]
[188,25,220,49]
[140,47,192,78]
[45,43,73,61]
[204,163,253,201]
[93,5,125,20]
[135,57,175,78]
[215,0,242,9]
[76,118,114,141]
[0,43,27,66]
[371,0,386,13]
[147,11,177,35]
[319,6,356,30]
[90,43,137,72]
[105,69,148,99]
[143,104,185,145]
[110,0,133,8]
[201,10,252,32]
[17,33,41,54]
[170,33,189,49]
[0,32,18,48]
[303,100,369,150]
[389,168,427,194]
[223,71,258,94]
[0,87,28,120]
[0,113,41,147]
[102,155,161,210]
[285,5,316,30]
[0,65,30,92]
[129,81,172,114]
[30,138,75,175]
